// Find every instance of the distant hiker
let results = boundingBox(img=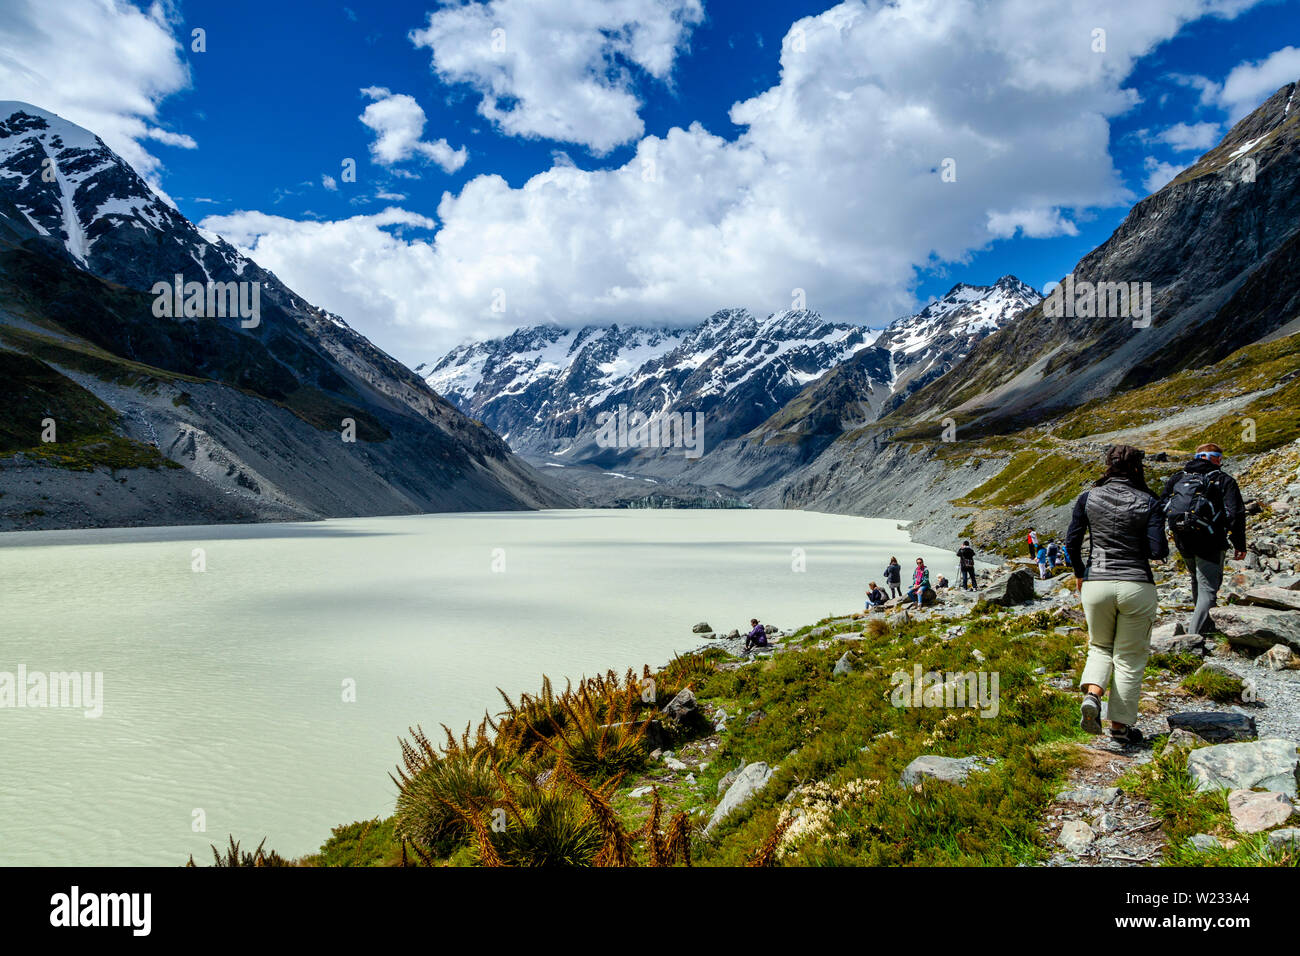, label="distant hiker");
[1159,443,1247,637]
[884,557,903,598]
[1060,542,1073,568]
[1066,445,1168,746]
[865,582,888,609]
[743,618,769,653]
[1036,544,1049,579]
[956,540,977,590]
[1026,528,1039,559]
[906,558,931,608]
[935,574,949,589]
[1046,540,1060,567]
